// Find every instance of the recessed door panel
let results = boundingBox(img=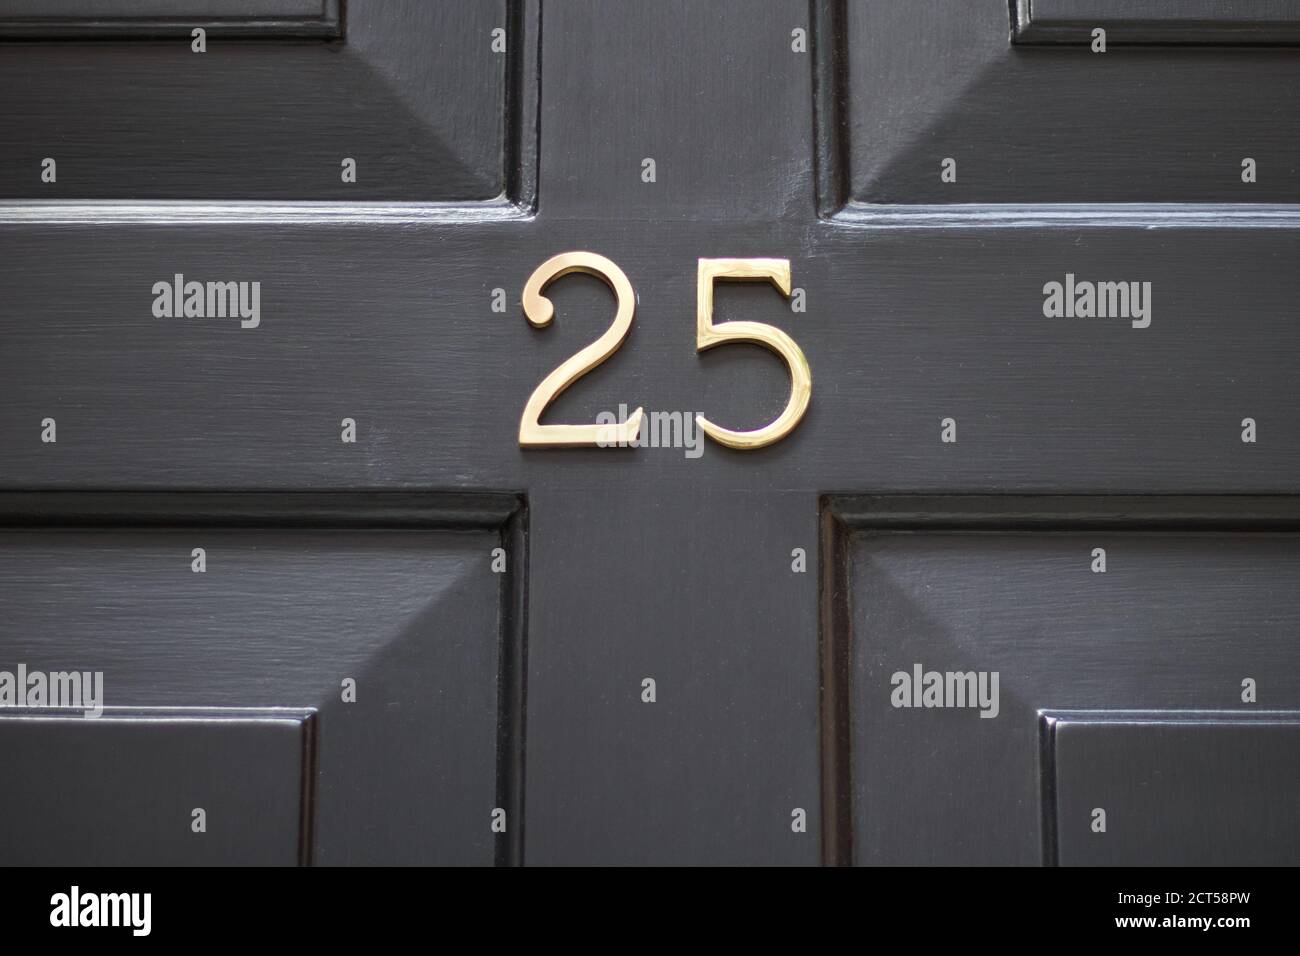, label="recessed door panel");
[822,0,1300,207]
[823,496,1300,865]
[0,709,312,865]
[0,0,536,202]
[1045,712,1300,866]
[0,493,526,865]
